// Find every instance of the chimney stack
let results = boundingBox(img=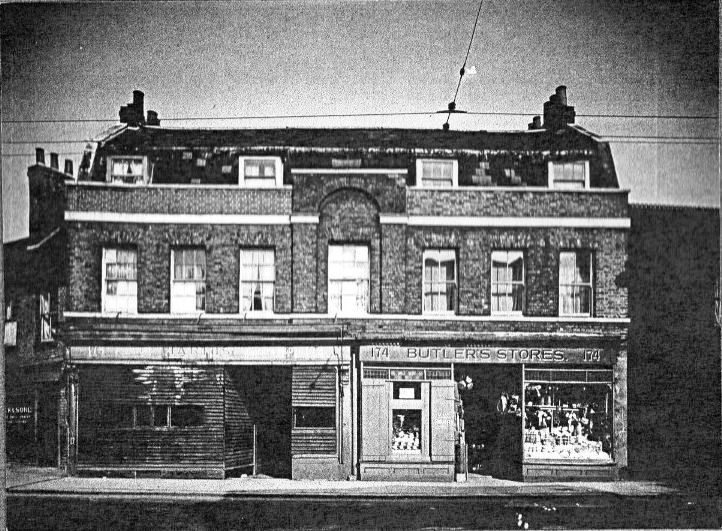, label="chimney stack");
[528,115,542,130]
[36,148,45,165]
[542,85,575,131]
[50,152,59,170]
[119,90,146,126]
[146,110,160,126]
[64,159,74,176]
